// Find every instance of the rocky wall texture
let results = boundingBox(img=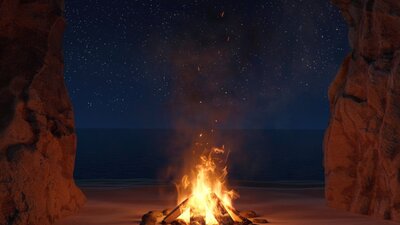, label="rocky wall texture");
[325,0,400,221]
[0,0,85,224]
